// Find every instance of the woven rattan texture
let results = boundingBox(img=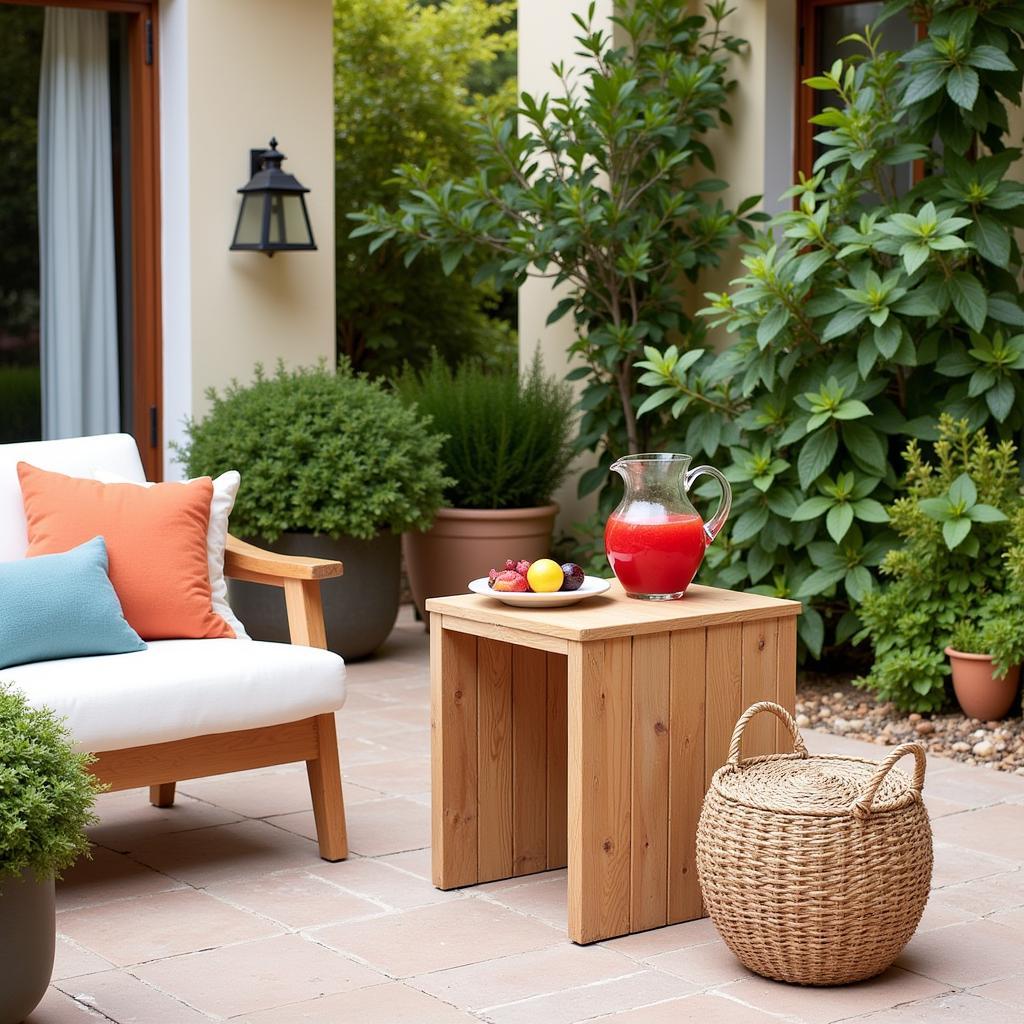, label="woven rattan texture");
[696,702,934,986]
